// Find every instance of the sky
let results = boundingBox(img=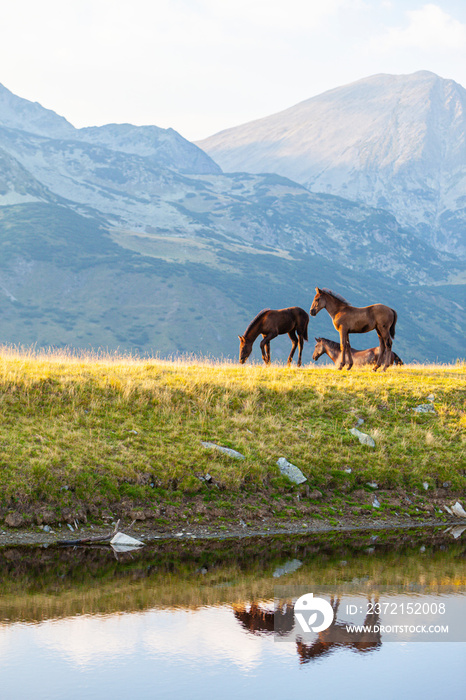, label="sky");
[1,0,466,141]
